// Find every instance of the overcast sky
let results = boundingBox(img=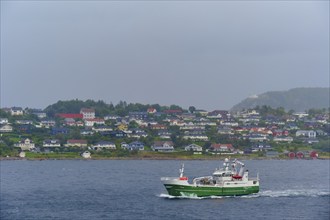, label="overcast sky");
[1,1,329,111]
